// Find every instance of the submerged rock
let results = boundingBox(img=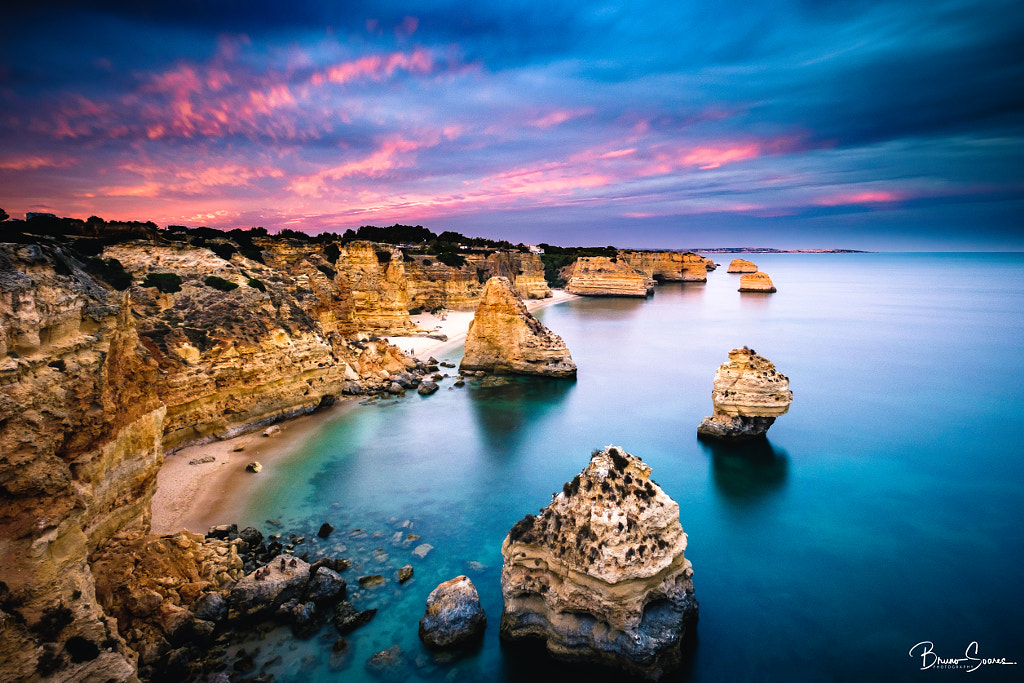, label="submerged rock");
[500,446,697,680]
[418,575,487,649]
[459,276,576,378]
[738,271,777,293]
[697,346,792,441]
